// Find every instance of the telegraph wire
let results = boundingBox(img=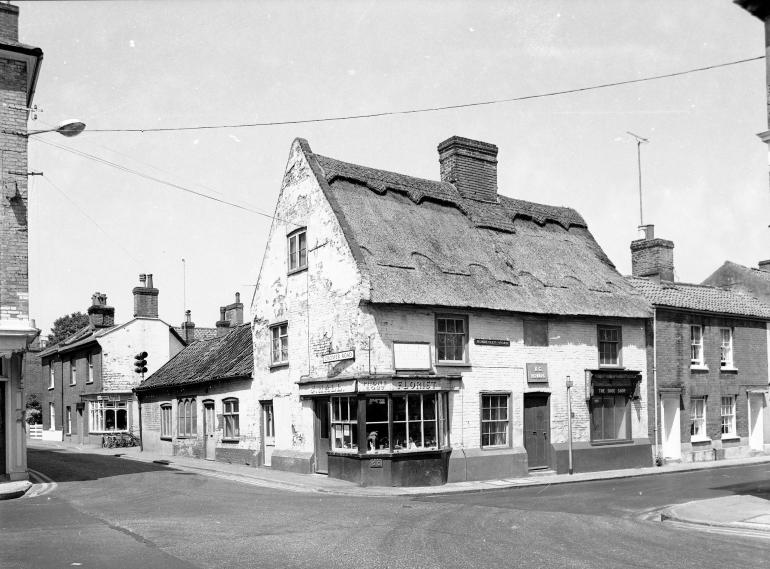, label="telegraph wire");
[41,174,144,265]
[33,138,300,226]
[81,56,765,133]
